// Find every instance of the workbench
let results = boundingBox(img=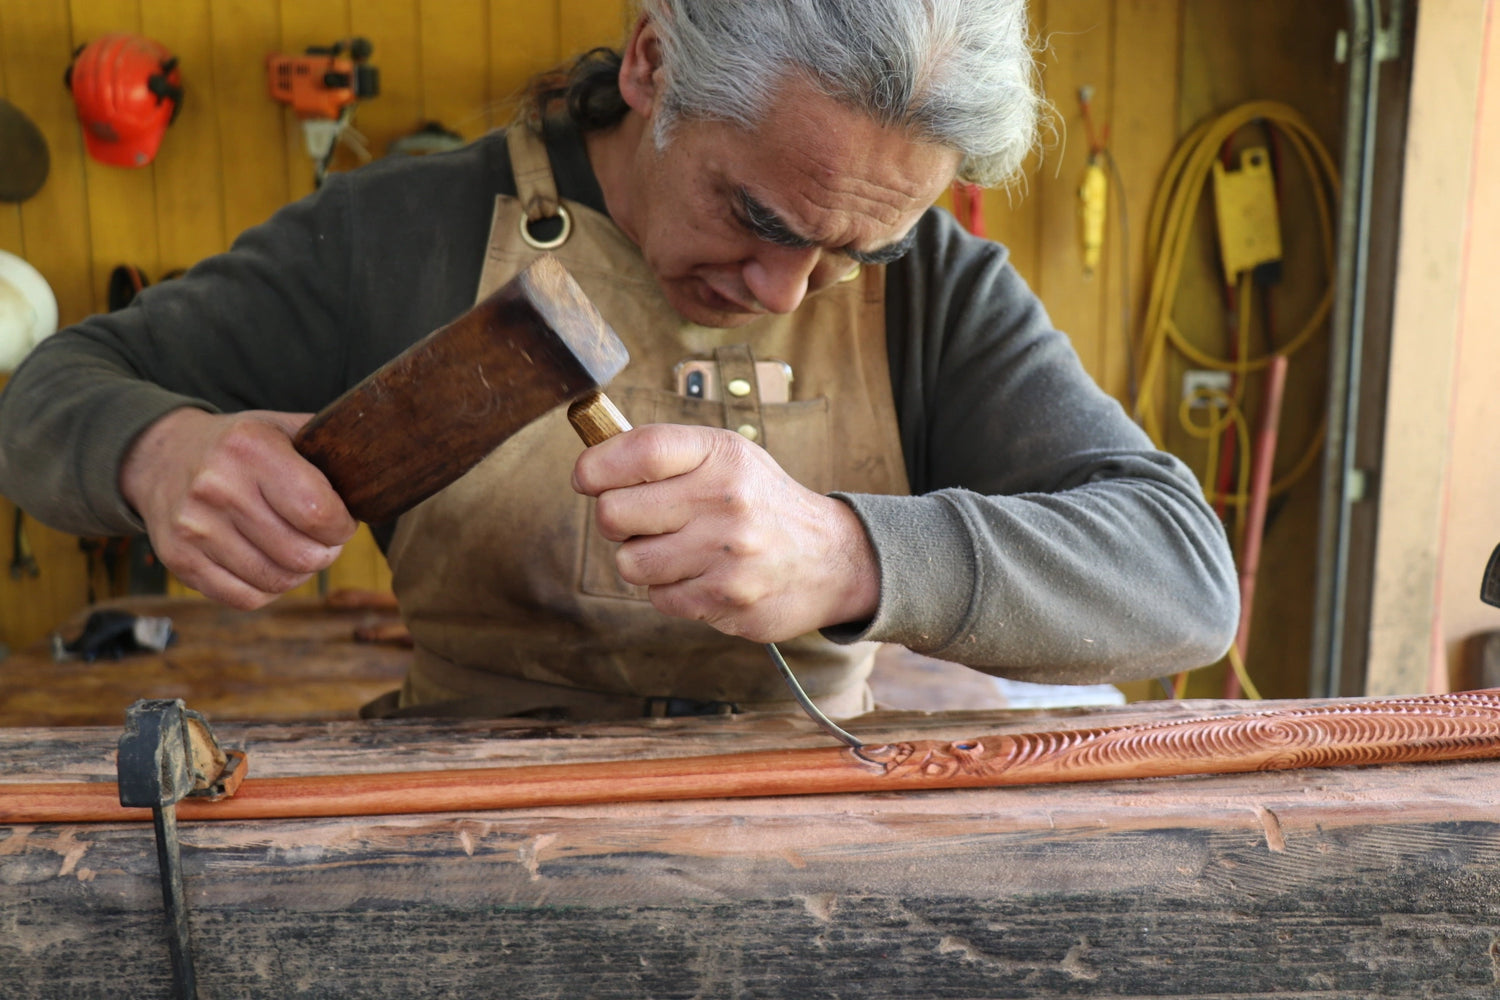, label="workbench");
[0,596,413,728]
[4,701,1499,999]
[0,594,1045,728]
